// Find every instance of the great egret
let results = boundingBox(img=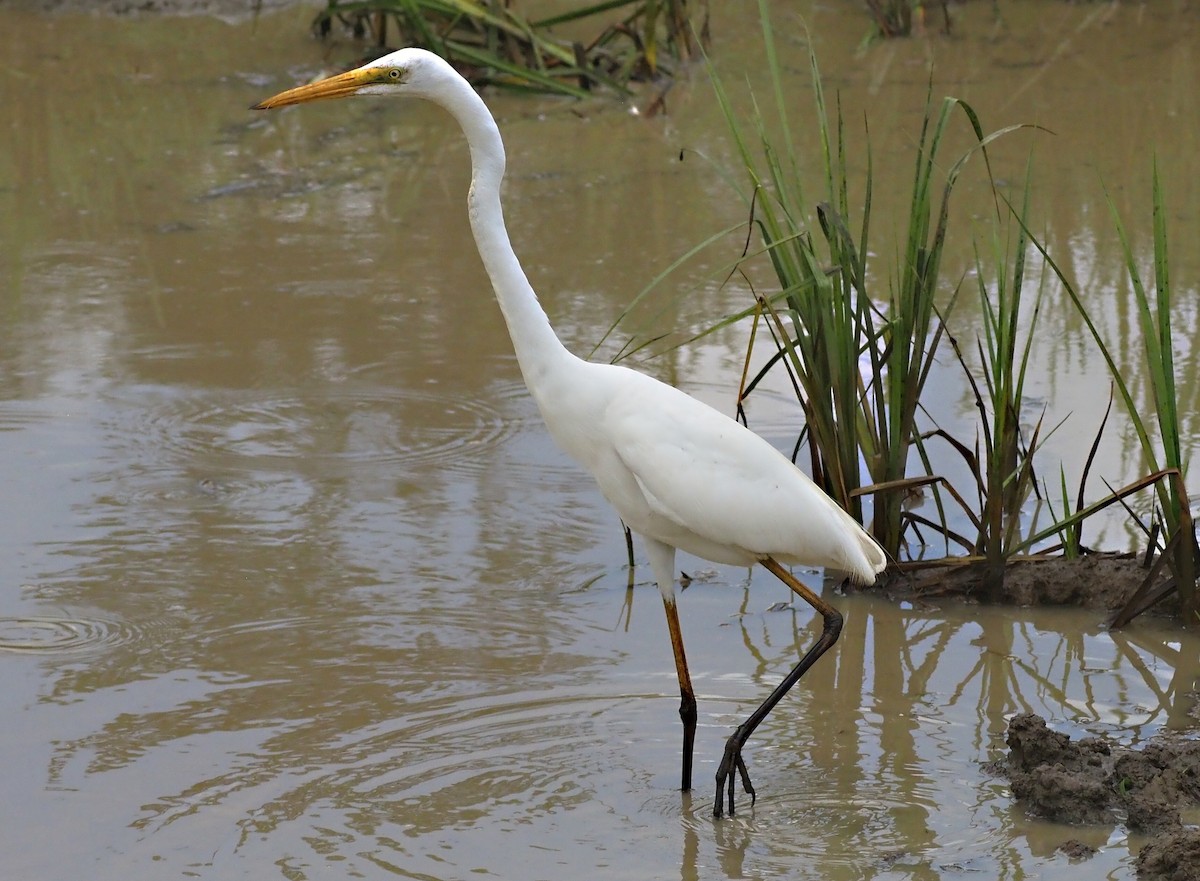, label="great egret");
[253,48,887,818]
